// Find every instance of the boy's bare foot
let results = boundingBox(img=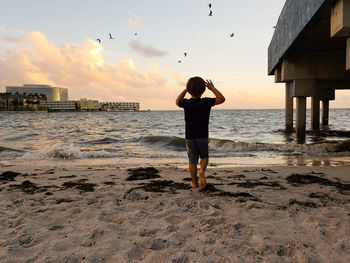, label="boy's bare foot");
[191,182,198,188]
[198,170,207,189]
